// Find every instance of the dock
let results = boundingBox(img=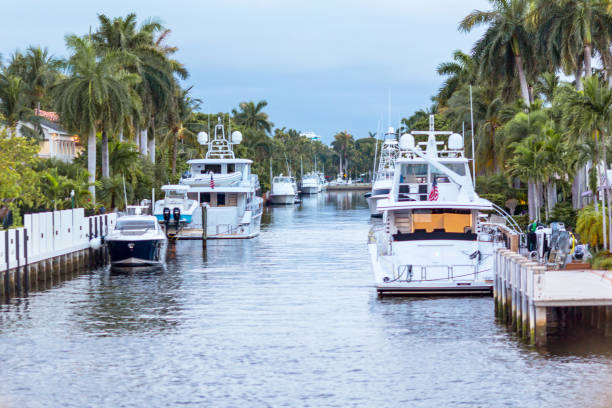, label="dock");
[494,248,612,346]
[0,209,115,302]
[326,183,371,191]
